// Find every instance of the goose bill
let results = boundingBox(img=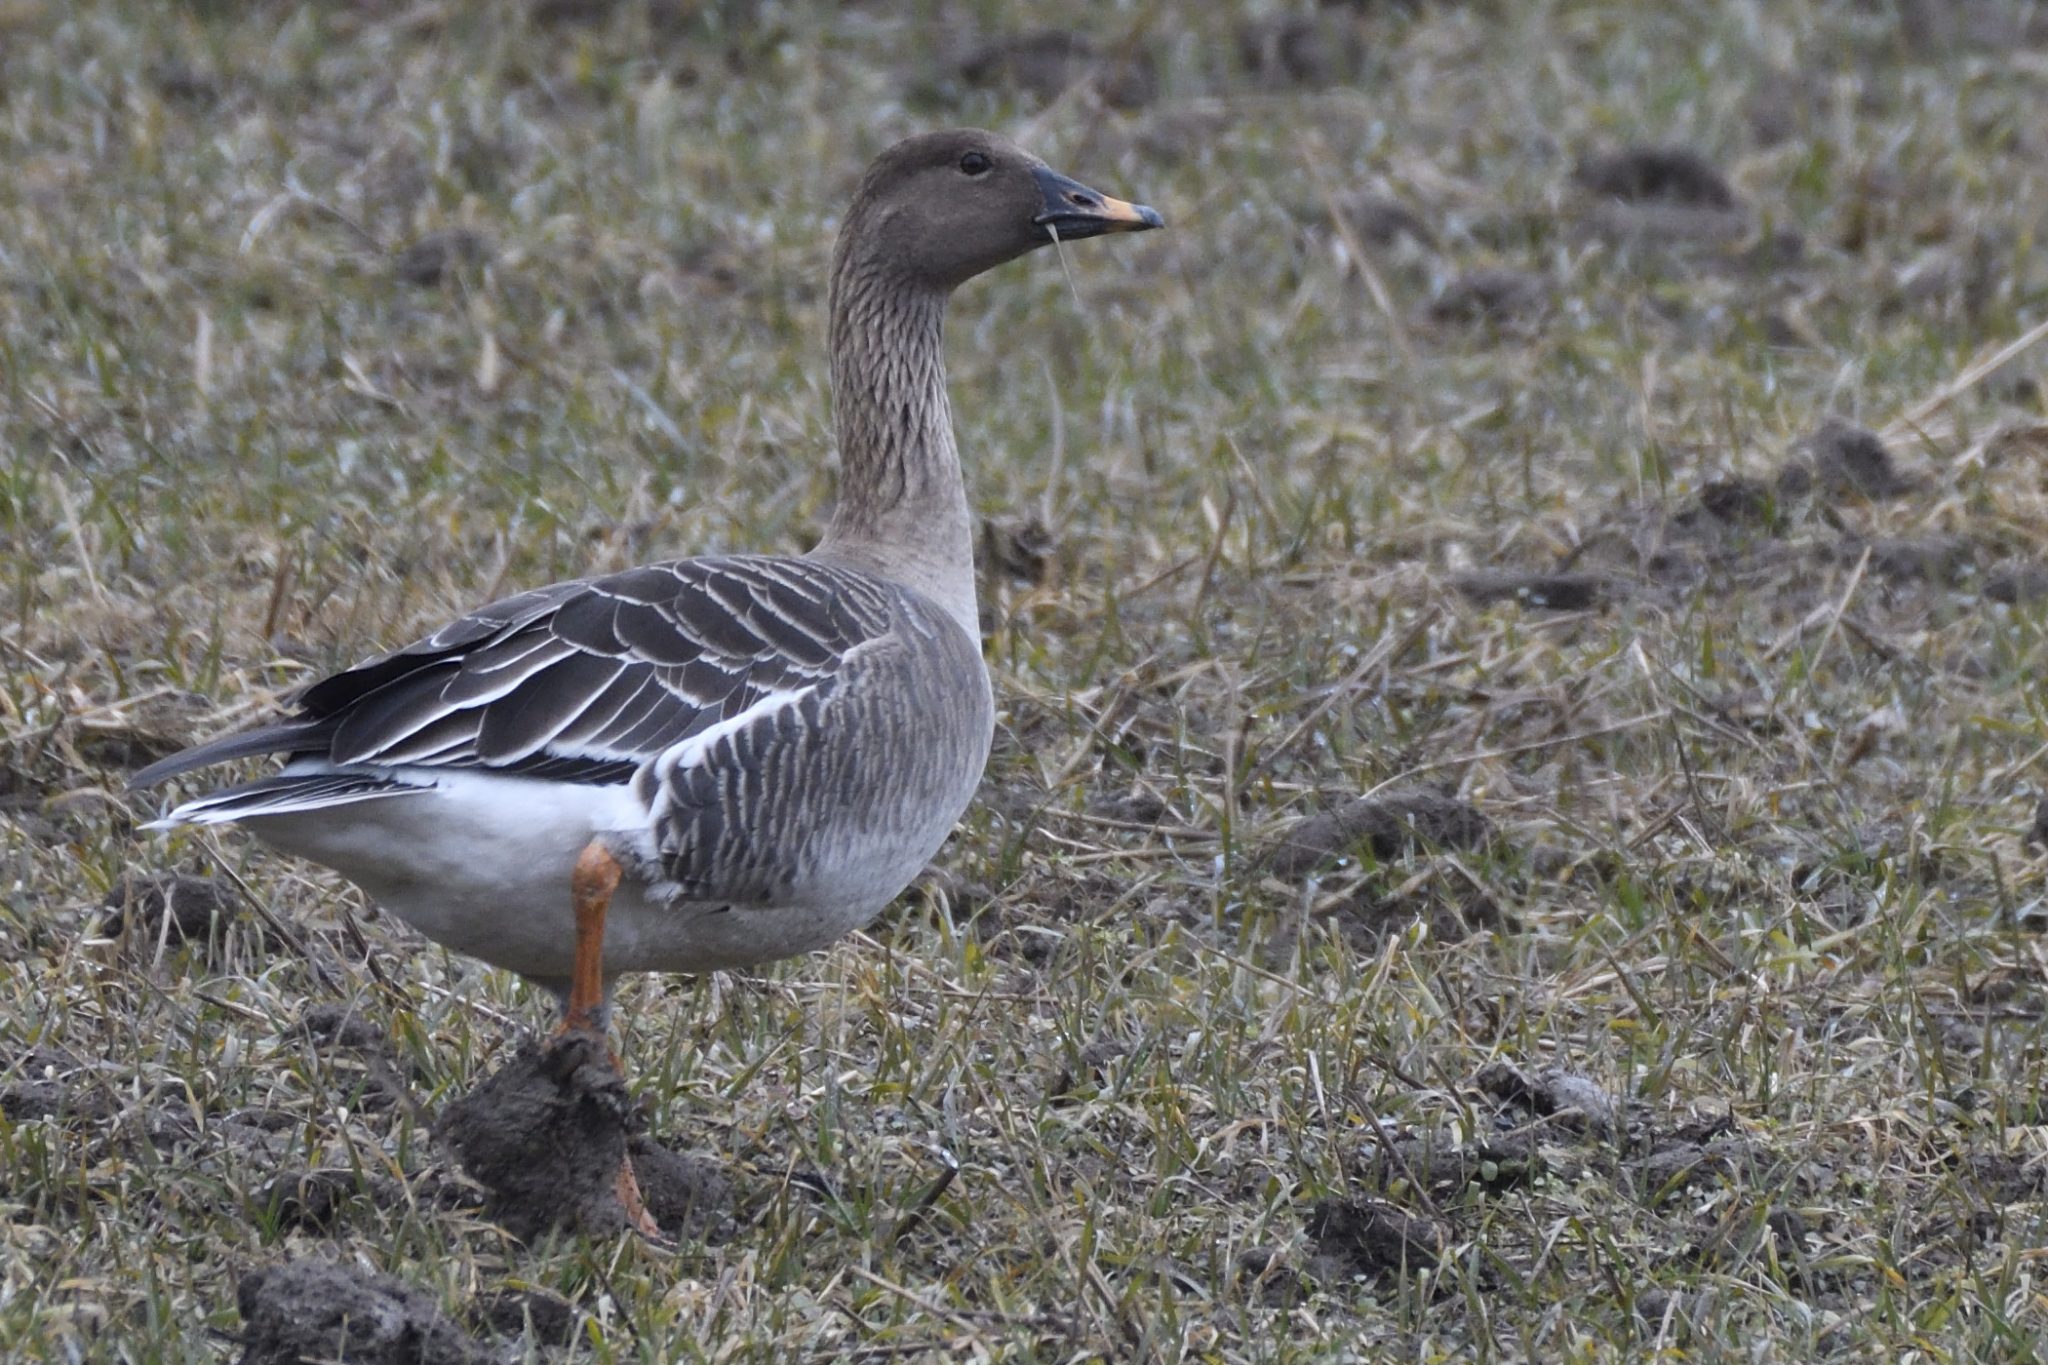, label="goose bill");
[1032,167,1163,240]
